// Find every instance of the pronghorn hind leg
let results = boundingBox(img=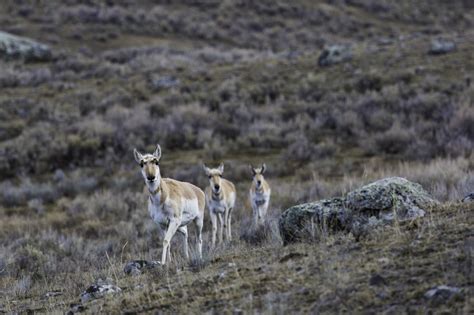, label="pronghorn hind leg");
[162,220,180,265]
[194,215,203,260]
[177,226,189,260]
